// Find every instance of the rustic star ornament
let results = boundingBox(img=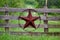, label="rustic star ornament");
[19,9,39,29]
